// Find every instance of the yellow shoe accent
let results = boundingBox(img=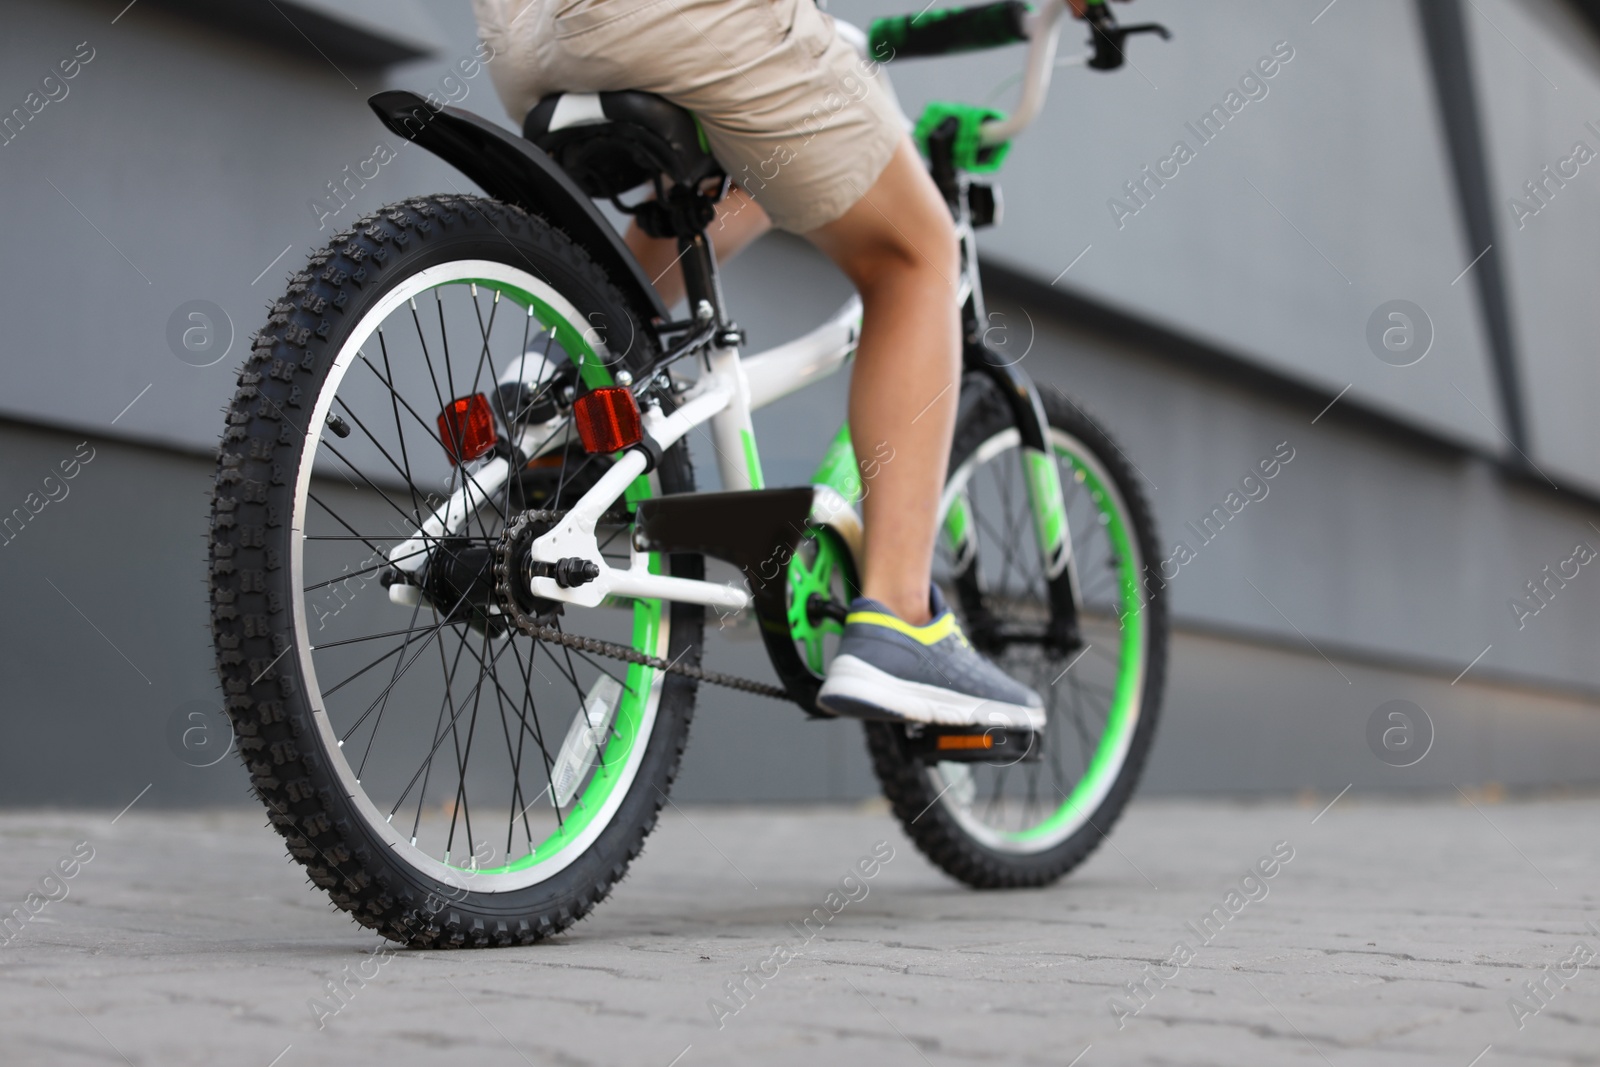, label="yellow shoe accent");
[844,610,967,647]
